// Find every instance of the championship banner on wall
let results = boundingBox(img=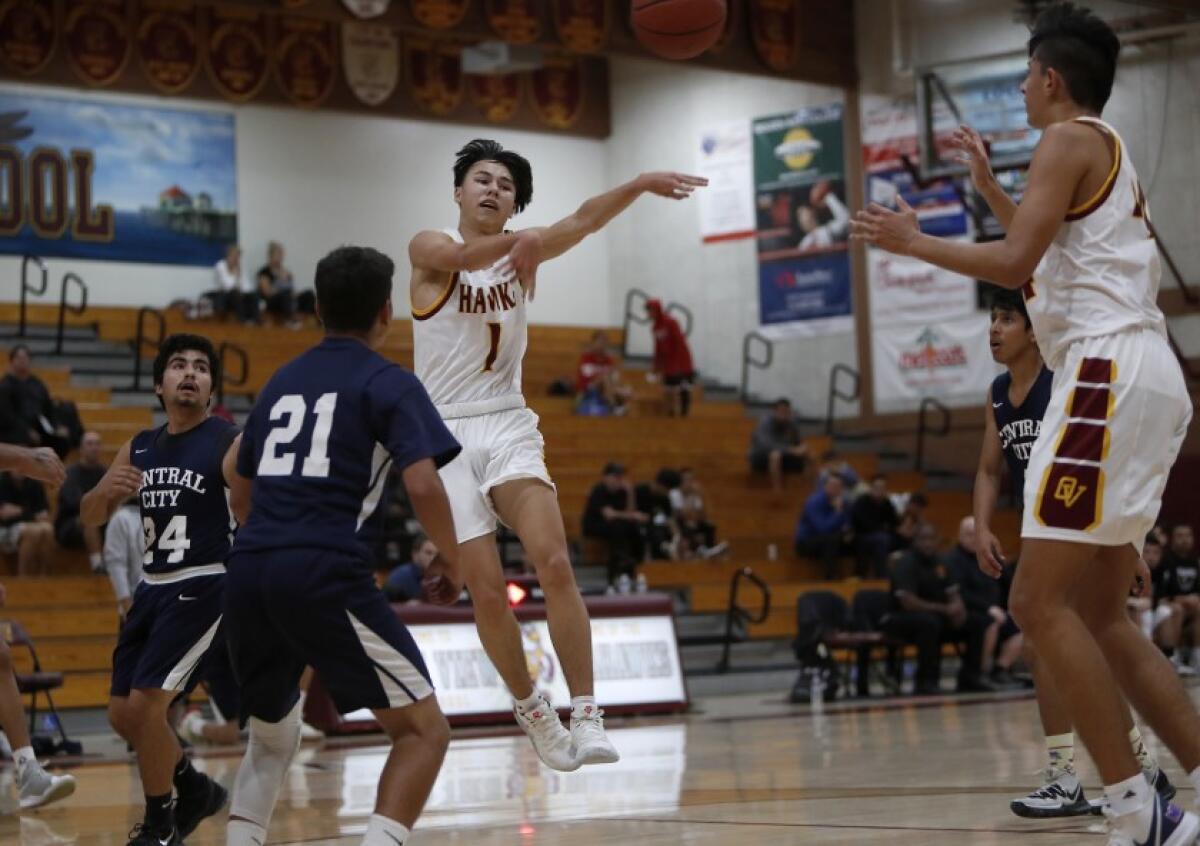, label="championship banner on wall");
[65,0,131,87]
[709,0,739,55]
[485,0,542,44]
[529,55,583,130]
[867,244,977,325]
[341,21,399,107]
[0,91,236,267]
[748,0,795,72]
[137,0,200,95]
[694,119,754,244]
[406,37,463,116]
[0,0,56,76]
[274,16,337,108]
[871,311,1000,408]
[409,0,468,30]
[554,0,608,54]
[342,0,390,17]
[205,4,270,102]
[469,73,520,123]
[753,103,852,334]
